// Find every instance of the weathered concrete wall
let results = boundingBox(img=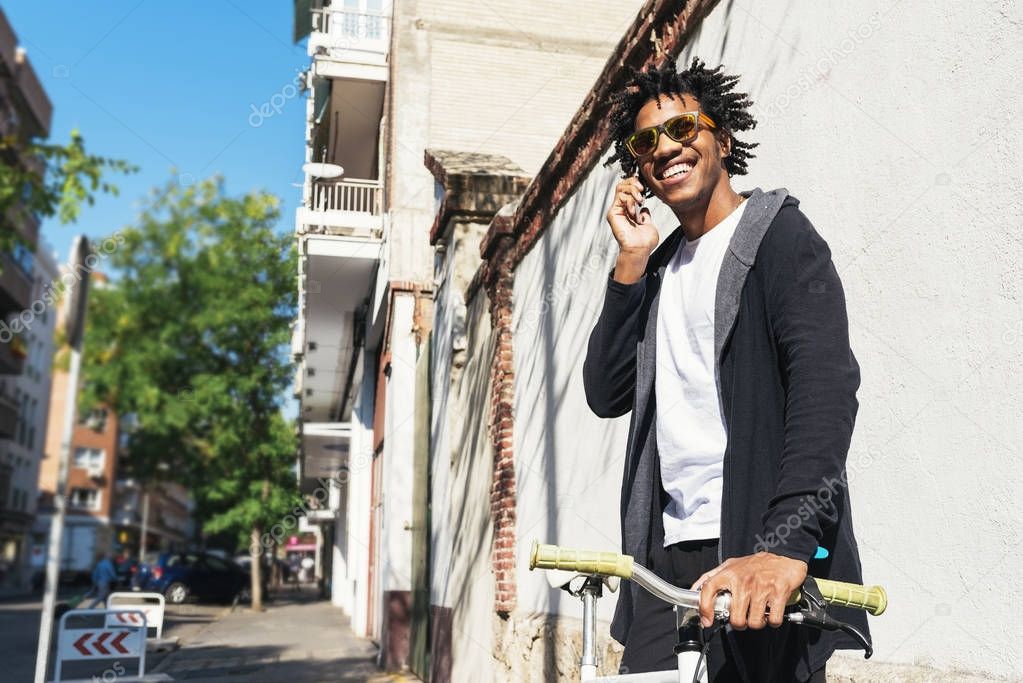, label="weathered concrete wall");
[429,0,1023,679]
[505,150,680,681]
[676,0,1022,678]
[417,0,645,176]
[446,289,498,683]
[430,219,491,612]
